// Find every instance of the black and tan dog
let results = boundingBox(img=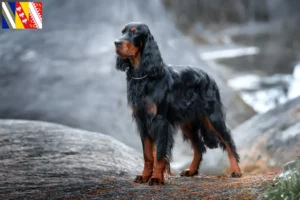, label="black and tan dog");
[114,22,242,185]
